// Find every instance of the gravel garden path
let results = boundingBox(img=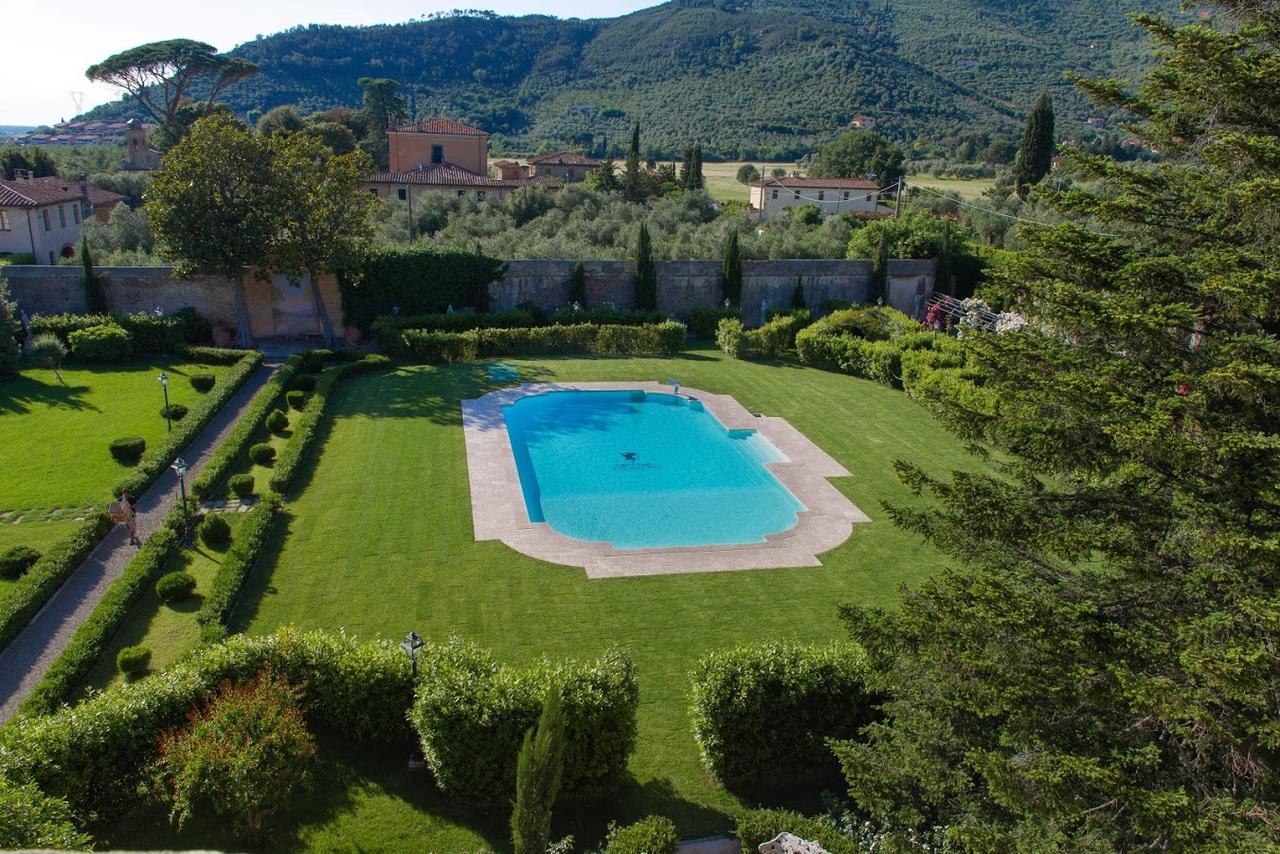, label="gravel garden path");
[0,362,278,722]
